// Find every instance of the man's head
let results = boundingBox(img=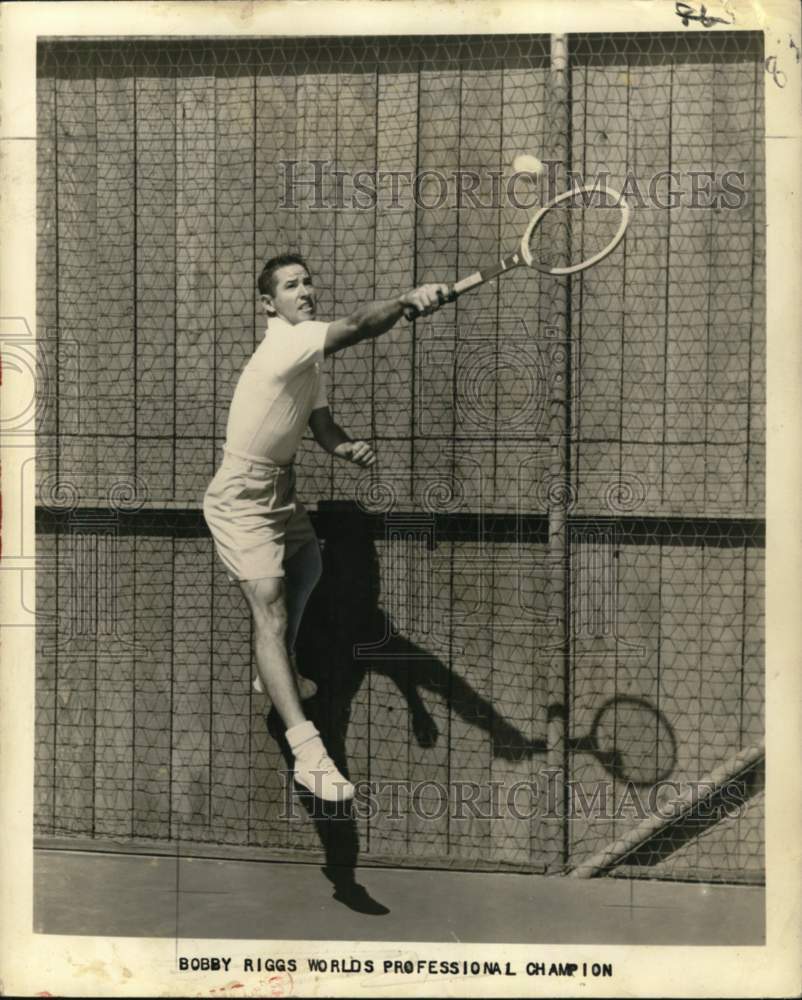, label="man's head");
[257,253,317,324]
